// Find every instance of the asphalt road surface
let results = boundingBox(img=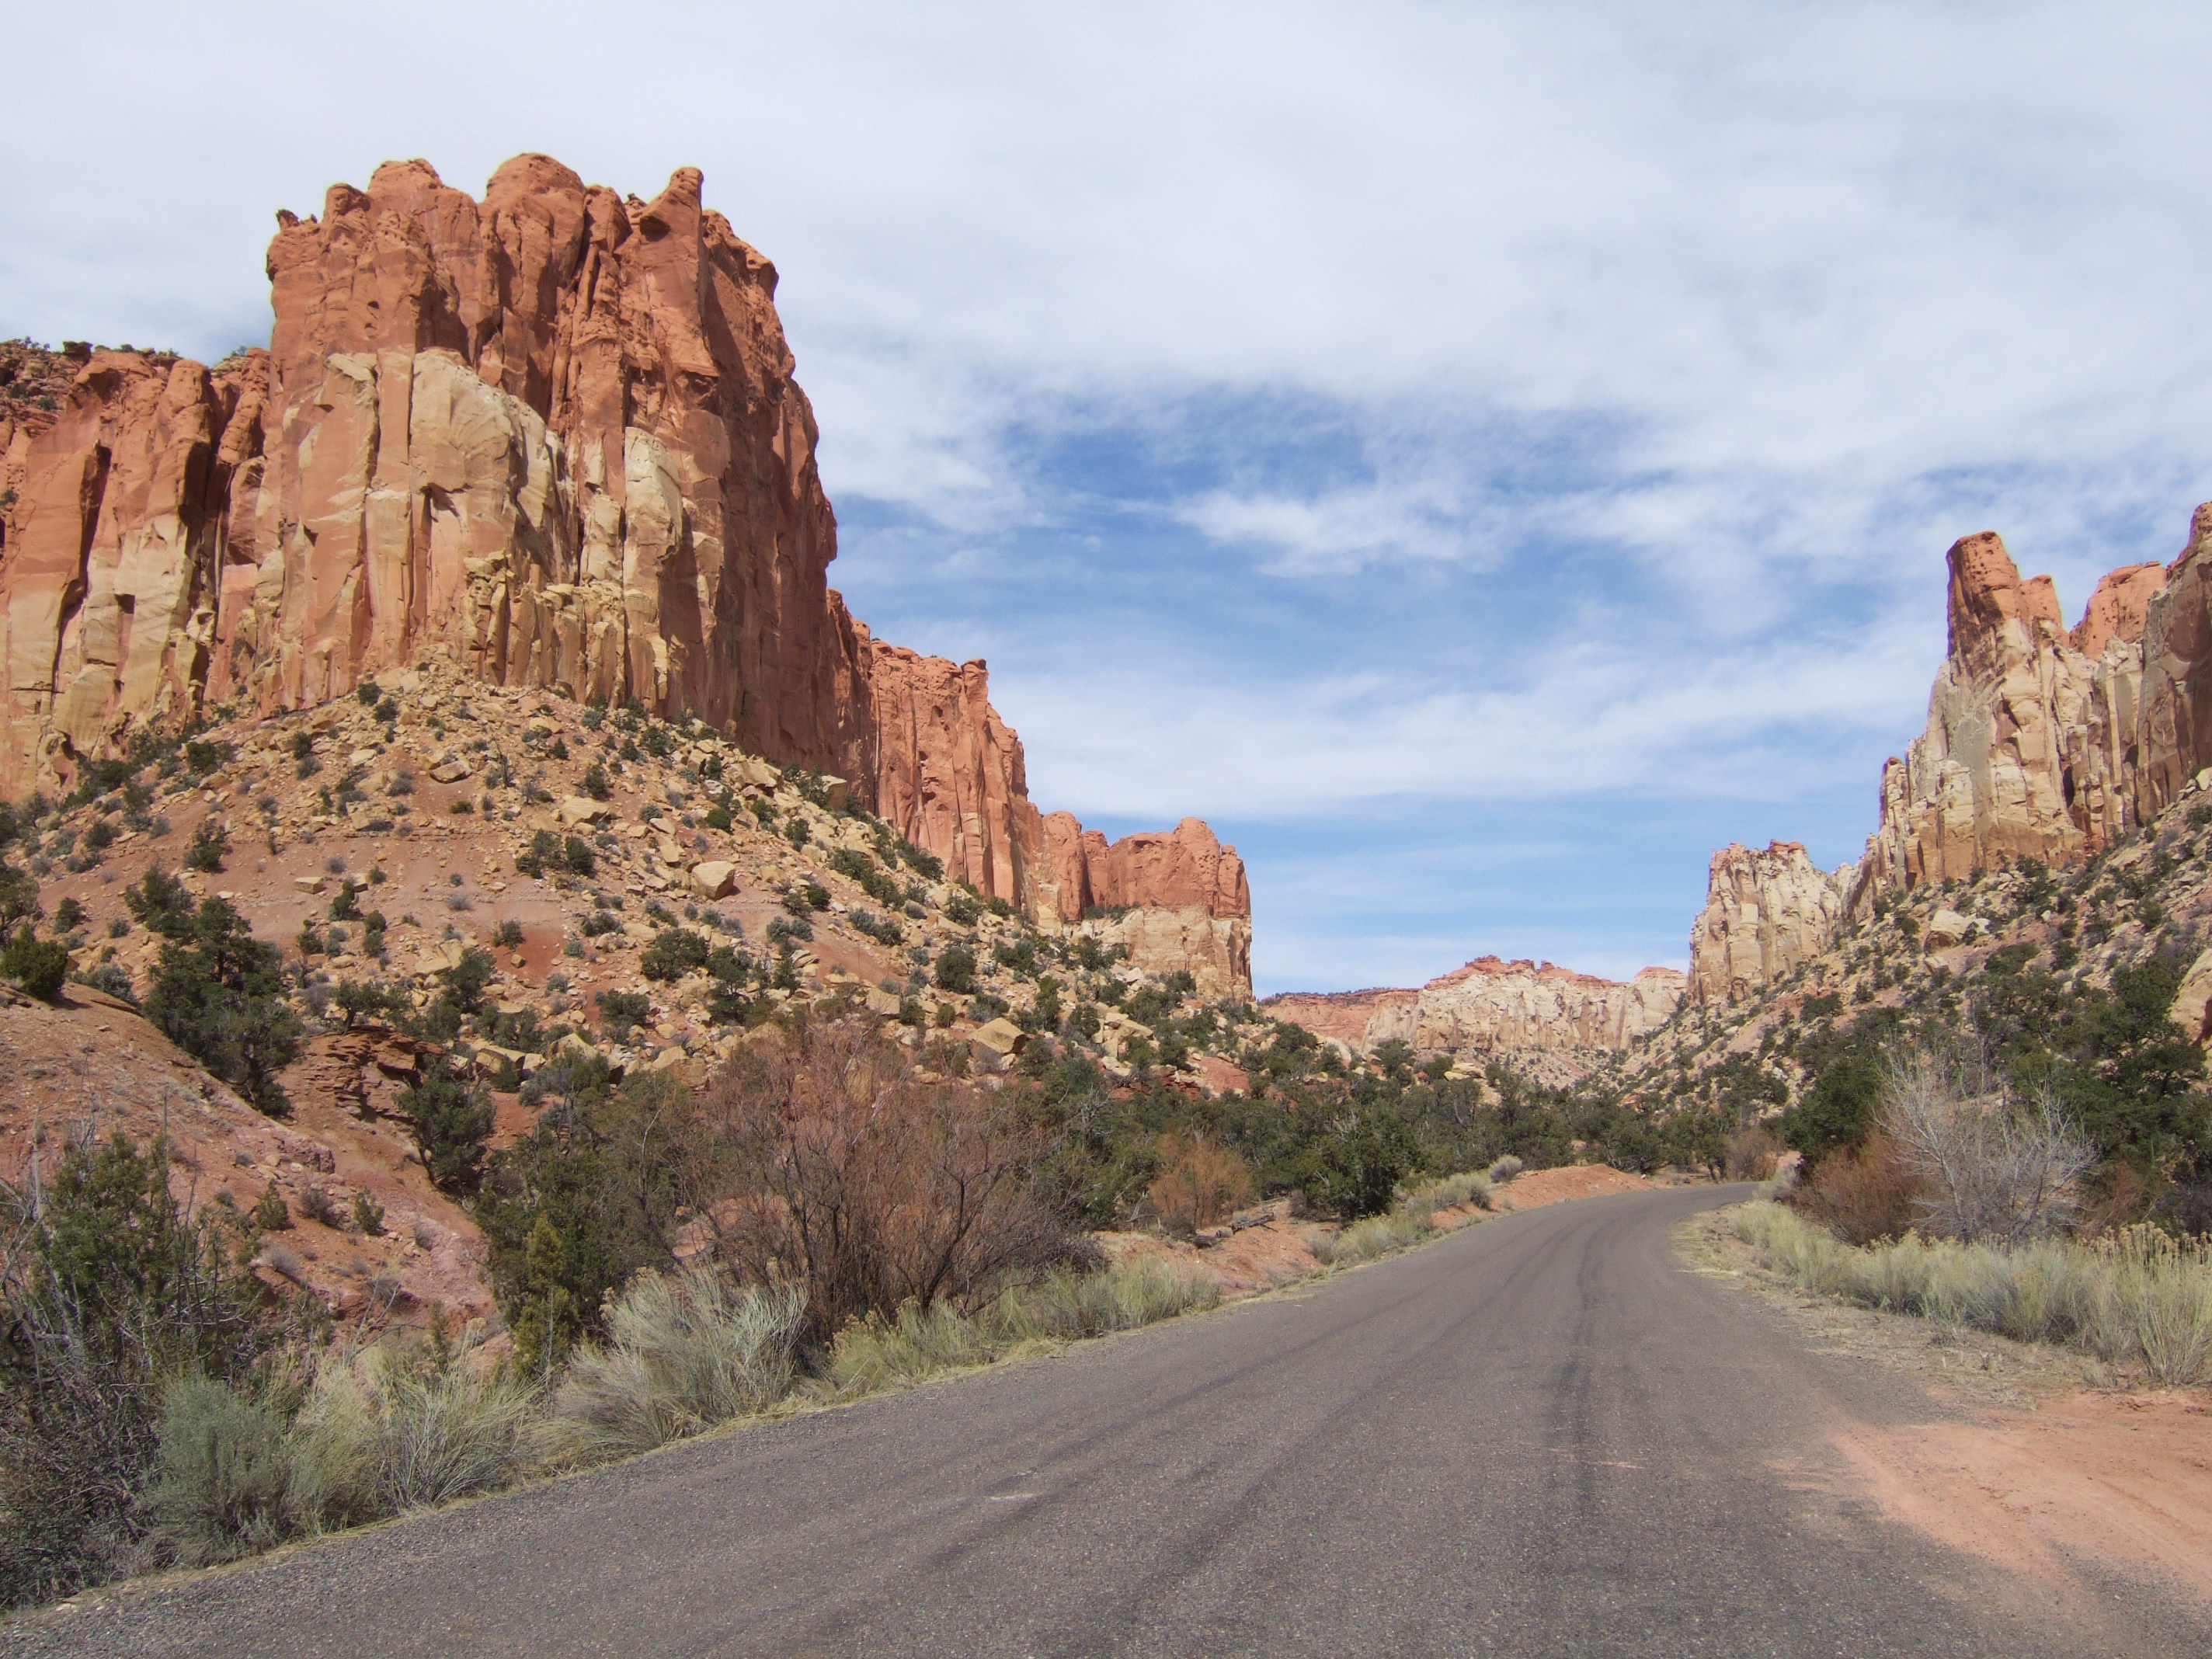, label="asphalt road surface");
[9,1184,2207,1658]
